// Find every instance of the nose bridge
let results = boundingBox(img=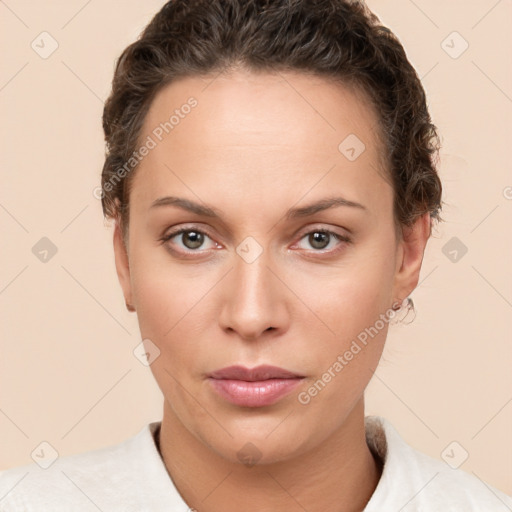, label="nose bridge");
[219,243,287,339]
[234,248,272,301]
